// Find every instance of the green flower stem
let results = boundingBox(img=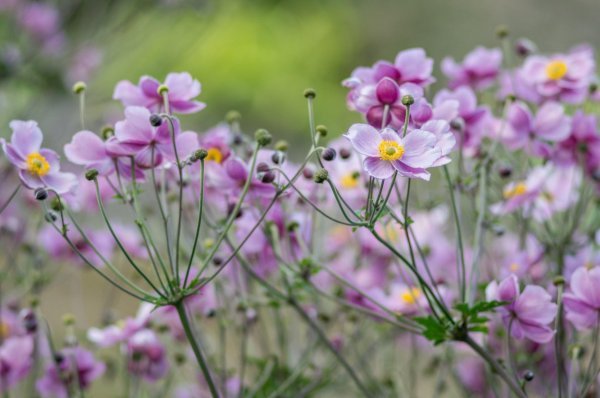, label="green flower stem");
[174,300,220,398]
[443,166,467,304]
[183,159,205,287]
